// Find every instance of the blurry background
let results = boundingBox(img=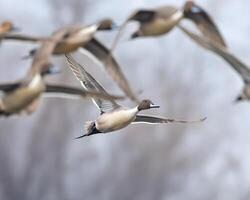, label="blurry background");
[1,0,250,199]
